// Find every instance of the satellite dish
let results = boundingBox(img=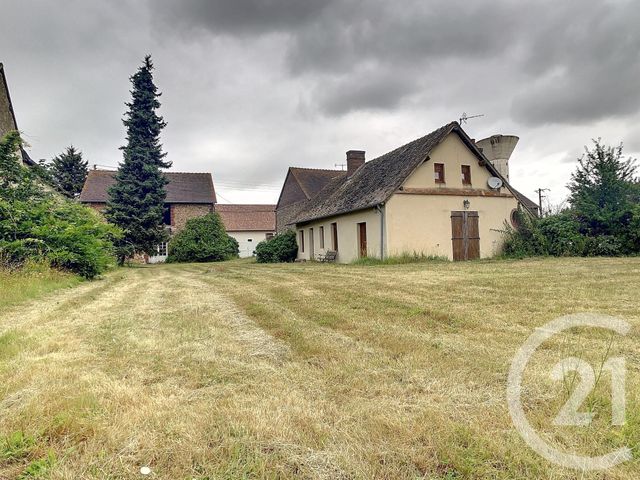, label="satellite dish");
[488,176,503,190]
